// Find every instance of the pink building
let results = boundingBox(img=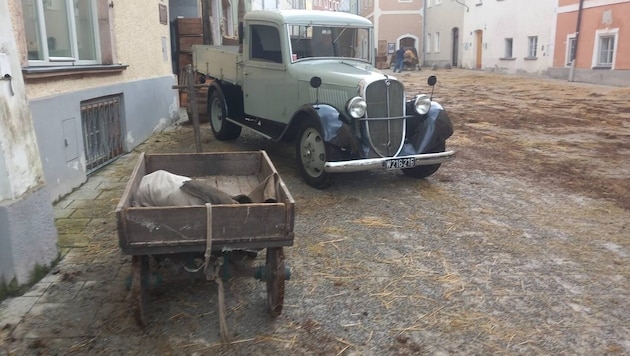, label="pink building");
[550,0,630,86]
[359,0,424,65]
